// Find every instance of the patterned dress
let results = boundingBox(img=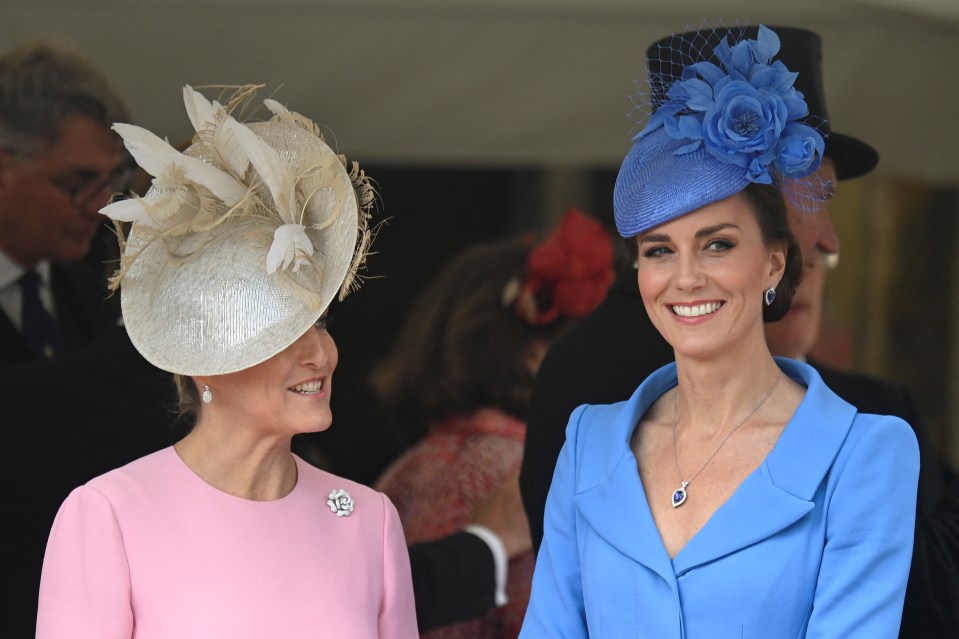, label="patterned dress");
[376,408,533,639]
